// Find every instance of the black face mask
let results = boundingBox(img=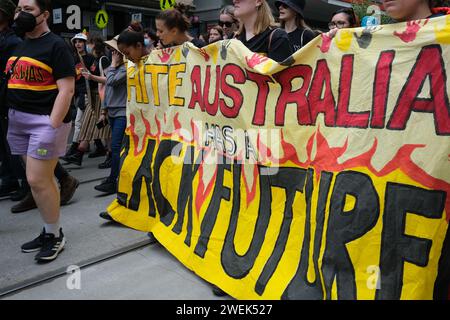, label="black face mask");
[12,11,44,35]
